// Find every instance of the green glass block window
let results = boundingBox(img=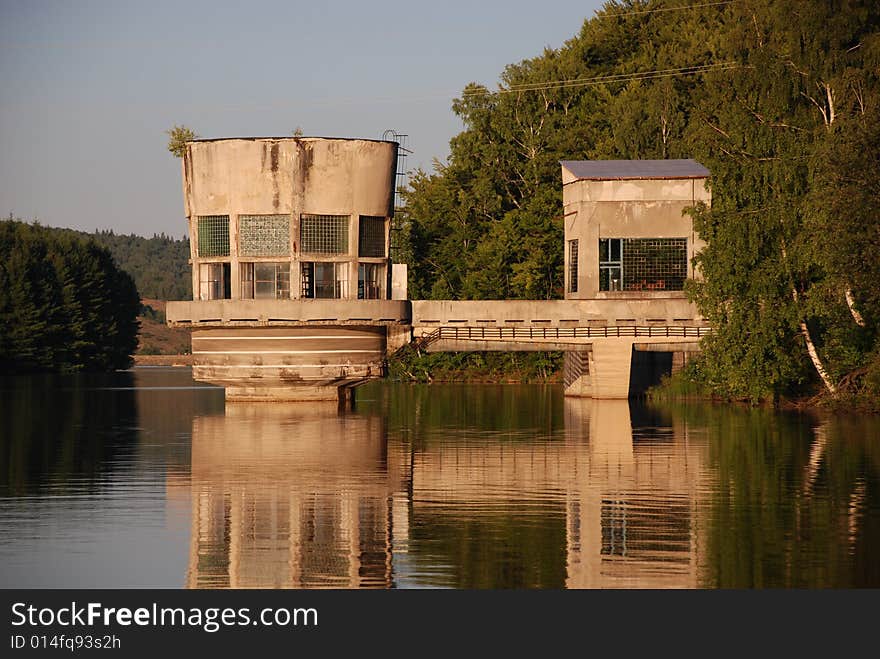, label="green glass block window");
[300,214,349,254]
[239,214,290,256]
[197,215,230,257]
[358,216,386,257]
